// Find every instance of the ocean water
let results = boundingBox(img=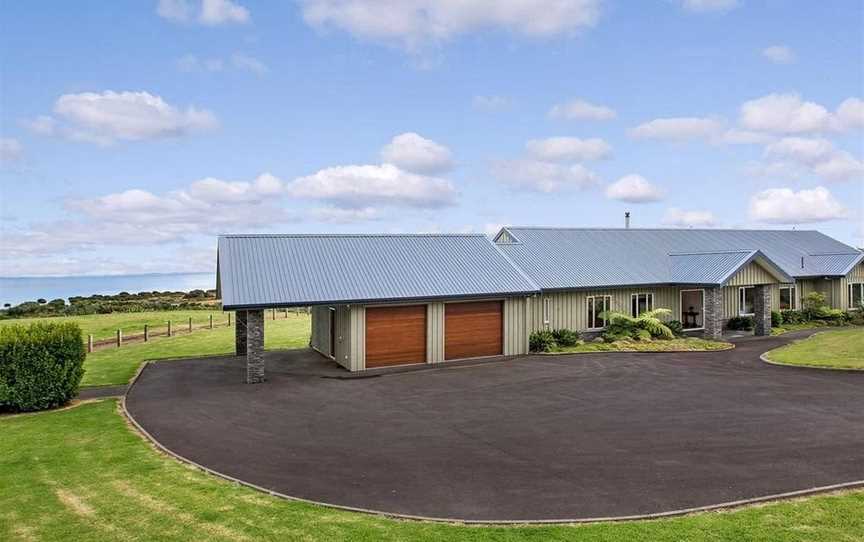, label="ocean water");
[0,273,216,307]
